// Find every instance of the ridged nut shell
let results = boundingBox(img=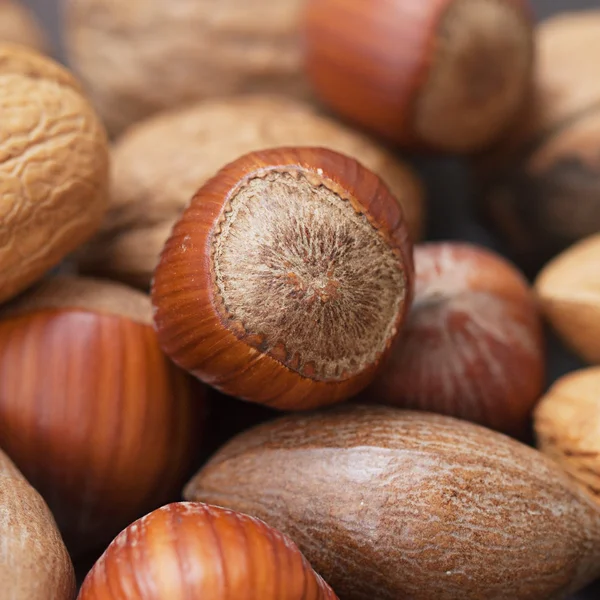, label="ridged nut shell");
[366,242,545,437]
[0,448,75,600]
[0,44,109,303]
[535,233,600,364]
[78,502,338,600]
[151,147,414,410]
[0,276,201,555]
[77,95,424,289]
[534,367,600,503]
[0,1,48,52]
[185,405,600,600]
